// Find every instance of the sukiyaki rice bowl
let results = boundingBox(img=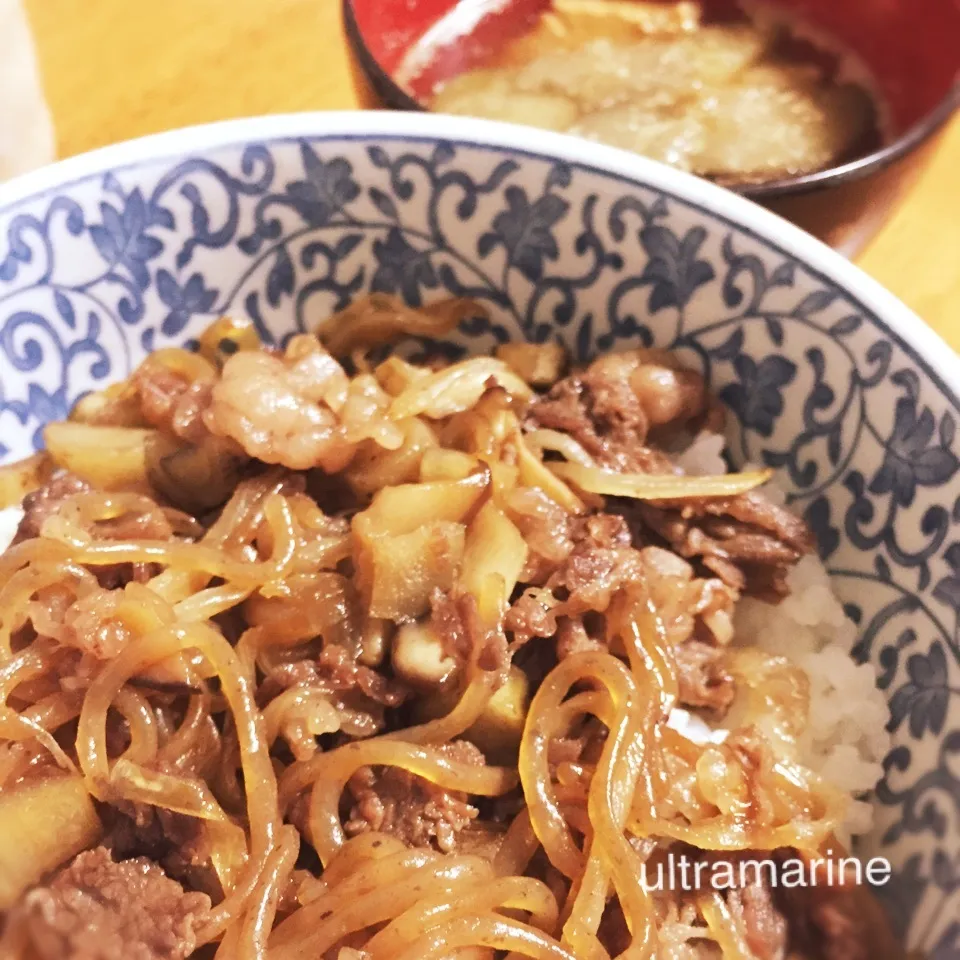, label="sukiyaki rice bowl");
[0,112,957,960]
